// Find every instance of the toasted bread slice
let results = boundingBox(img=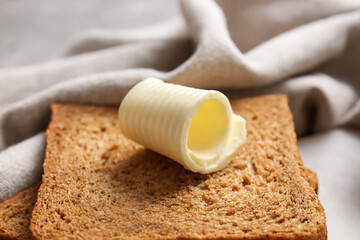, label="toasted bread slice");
[0,168,318,240]
[0,184,39,240]
[30,95,326,239]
